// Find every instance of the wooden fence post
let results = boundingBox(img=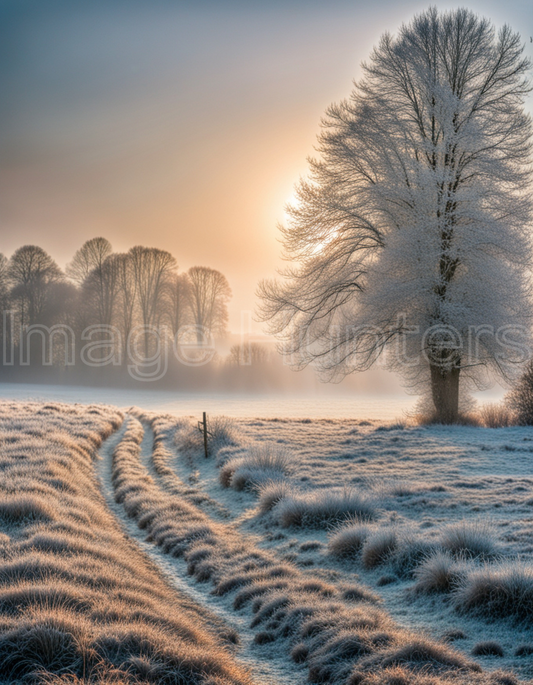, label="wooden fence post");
[197,412,210,458]
[202,412,208,458]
